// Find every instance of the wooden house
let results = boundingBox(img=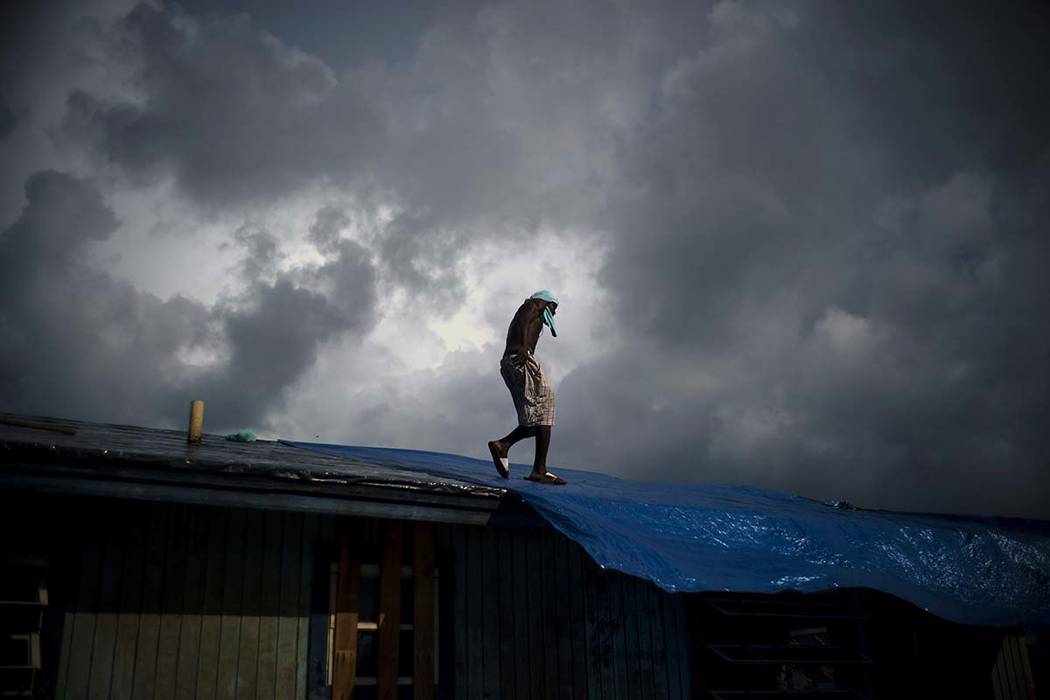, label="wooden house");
[0,413,1045,699]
